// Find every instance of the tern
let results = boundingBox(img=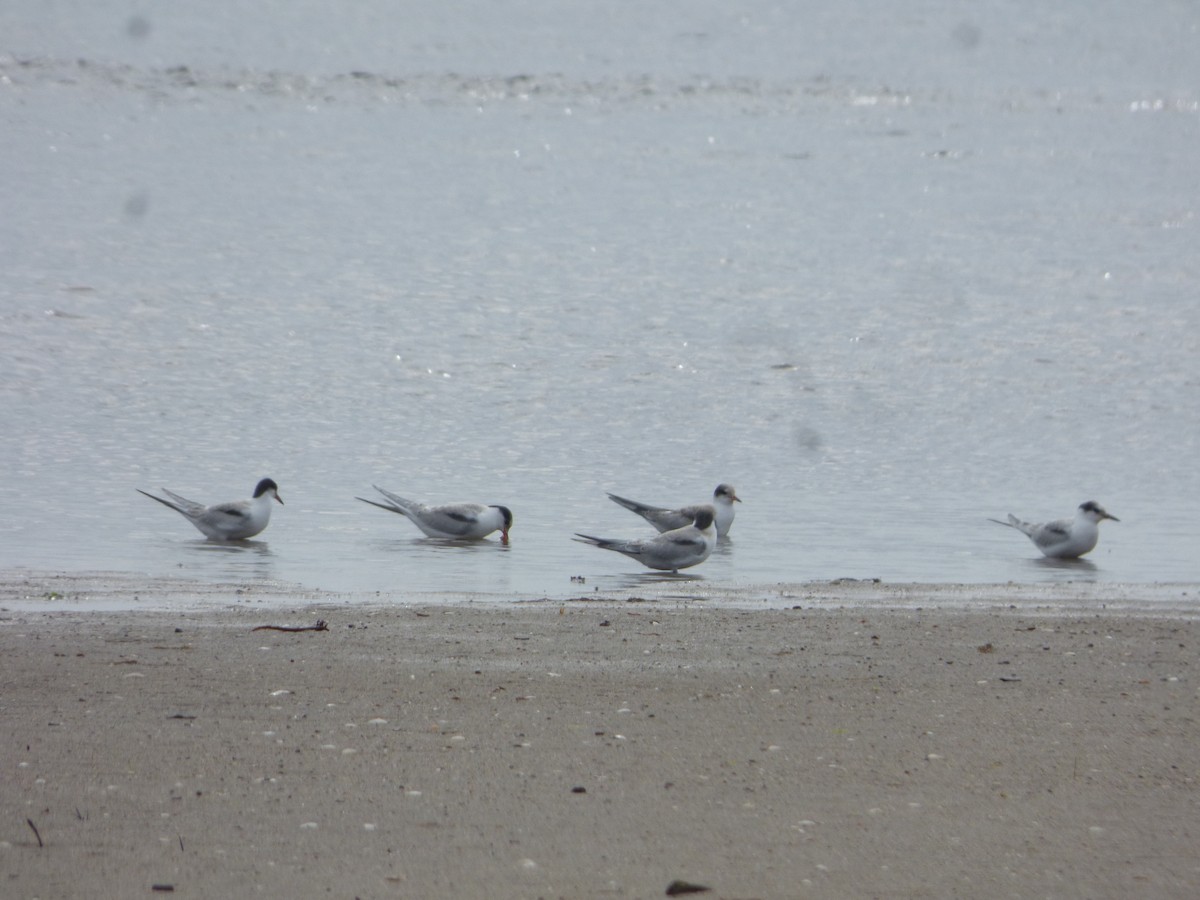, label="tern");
[356,485,513,543]
[137,477,283,540]
[989,500,1118,559]
[574,506,717,571]
[606,483,741,538]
